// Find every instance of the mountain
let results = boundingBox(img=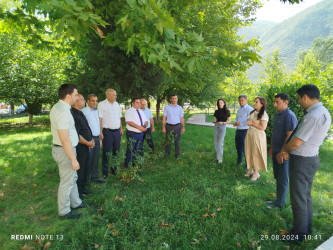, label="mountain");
[239,0,333,82]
